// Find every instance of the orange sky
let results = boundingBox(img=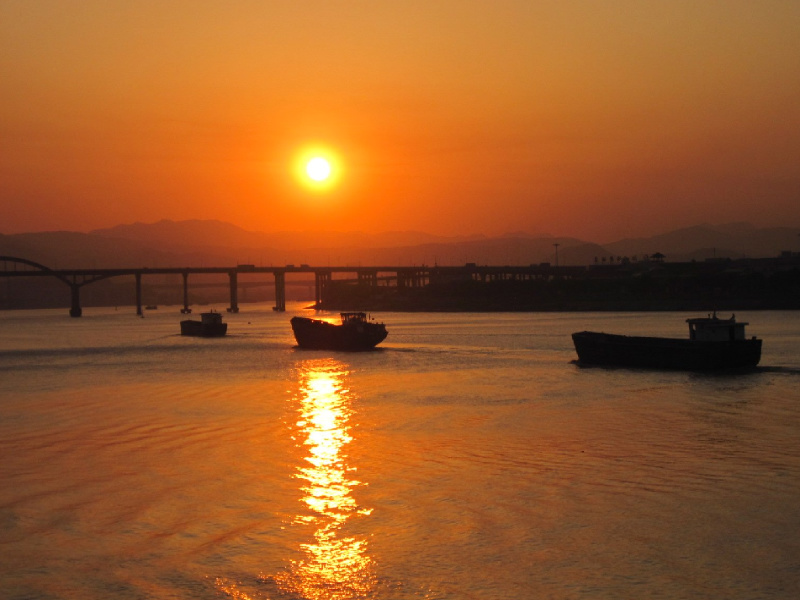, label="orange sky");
[2,1,799,242]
